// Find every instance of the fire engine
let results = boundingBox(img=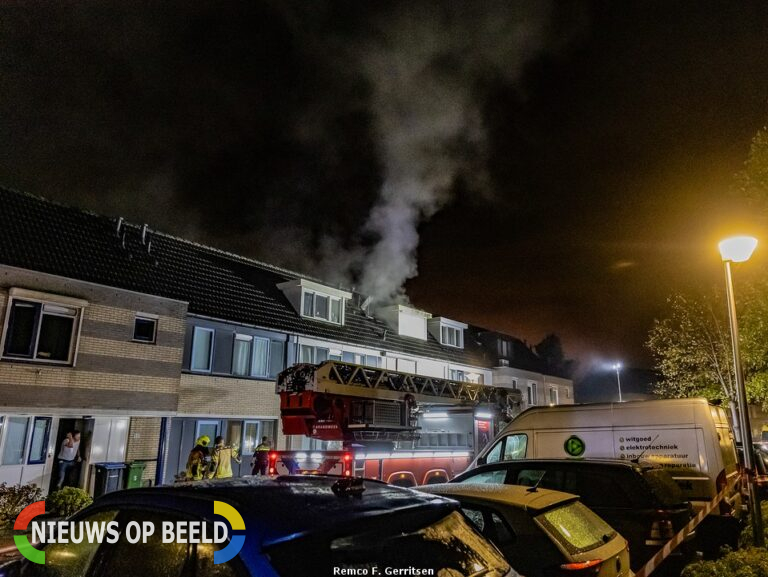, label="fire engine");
[271,360,521,485]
